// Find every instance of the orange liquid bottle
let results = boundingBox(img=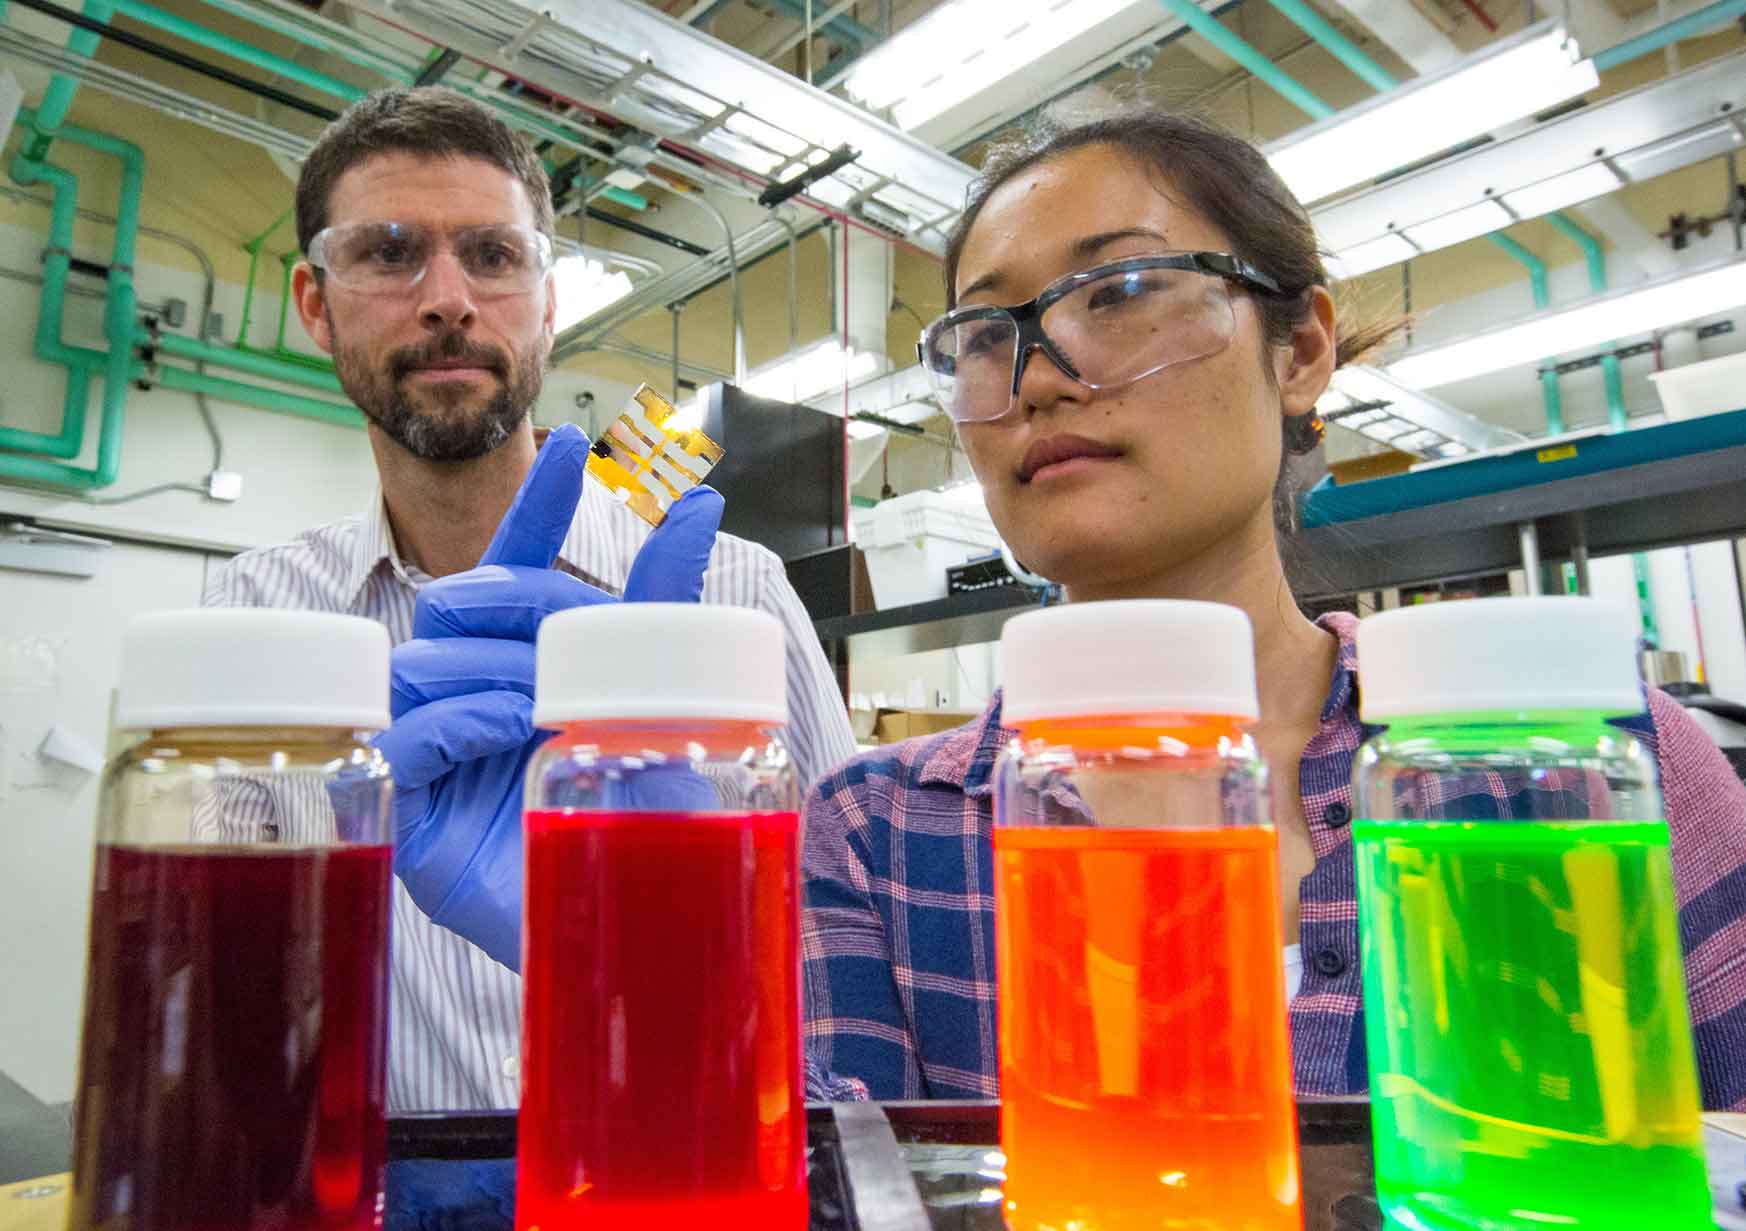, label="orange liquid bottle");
[993,601,1302,1231]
